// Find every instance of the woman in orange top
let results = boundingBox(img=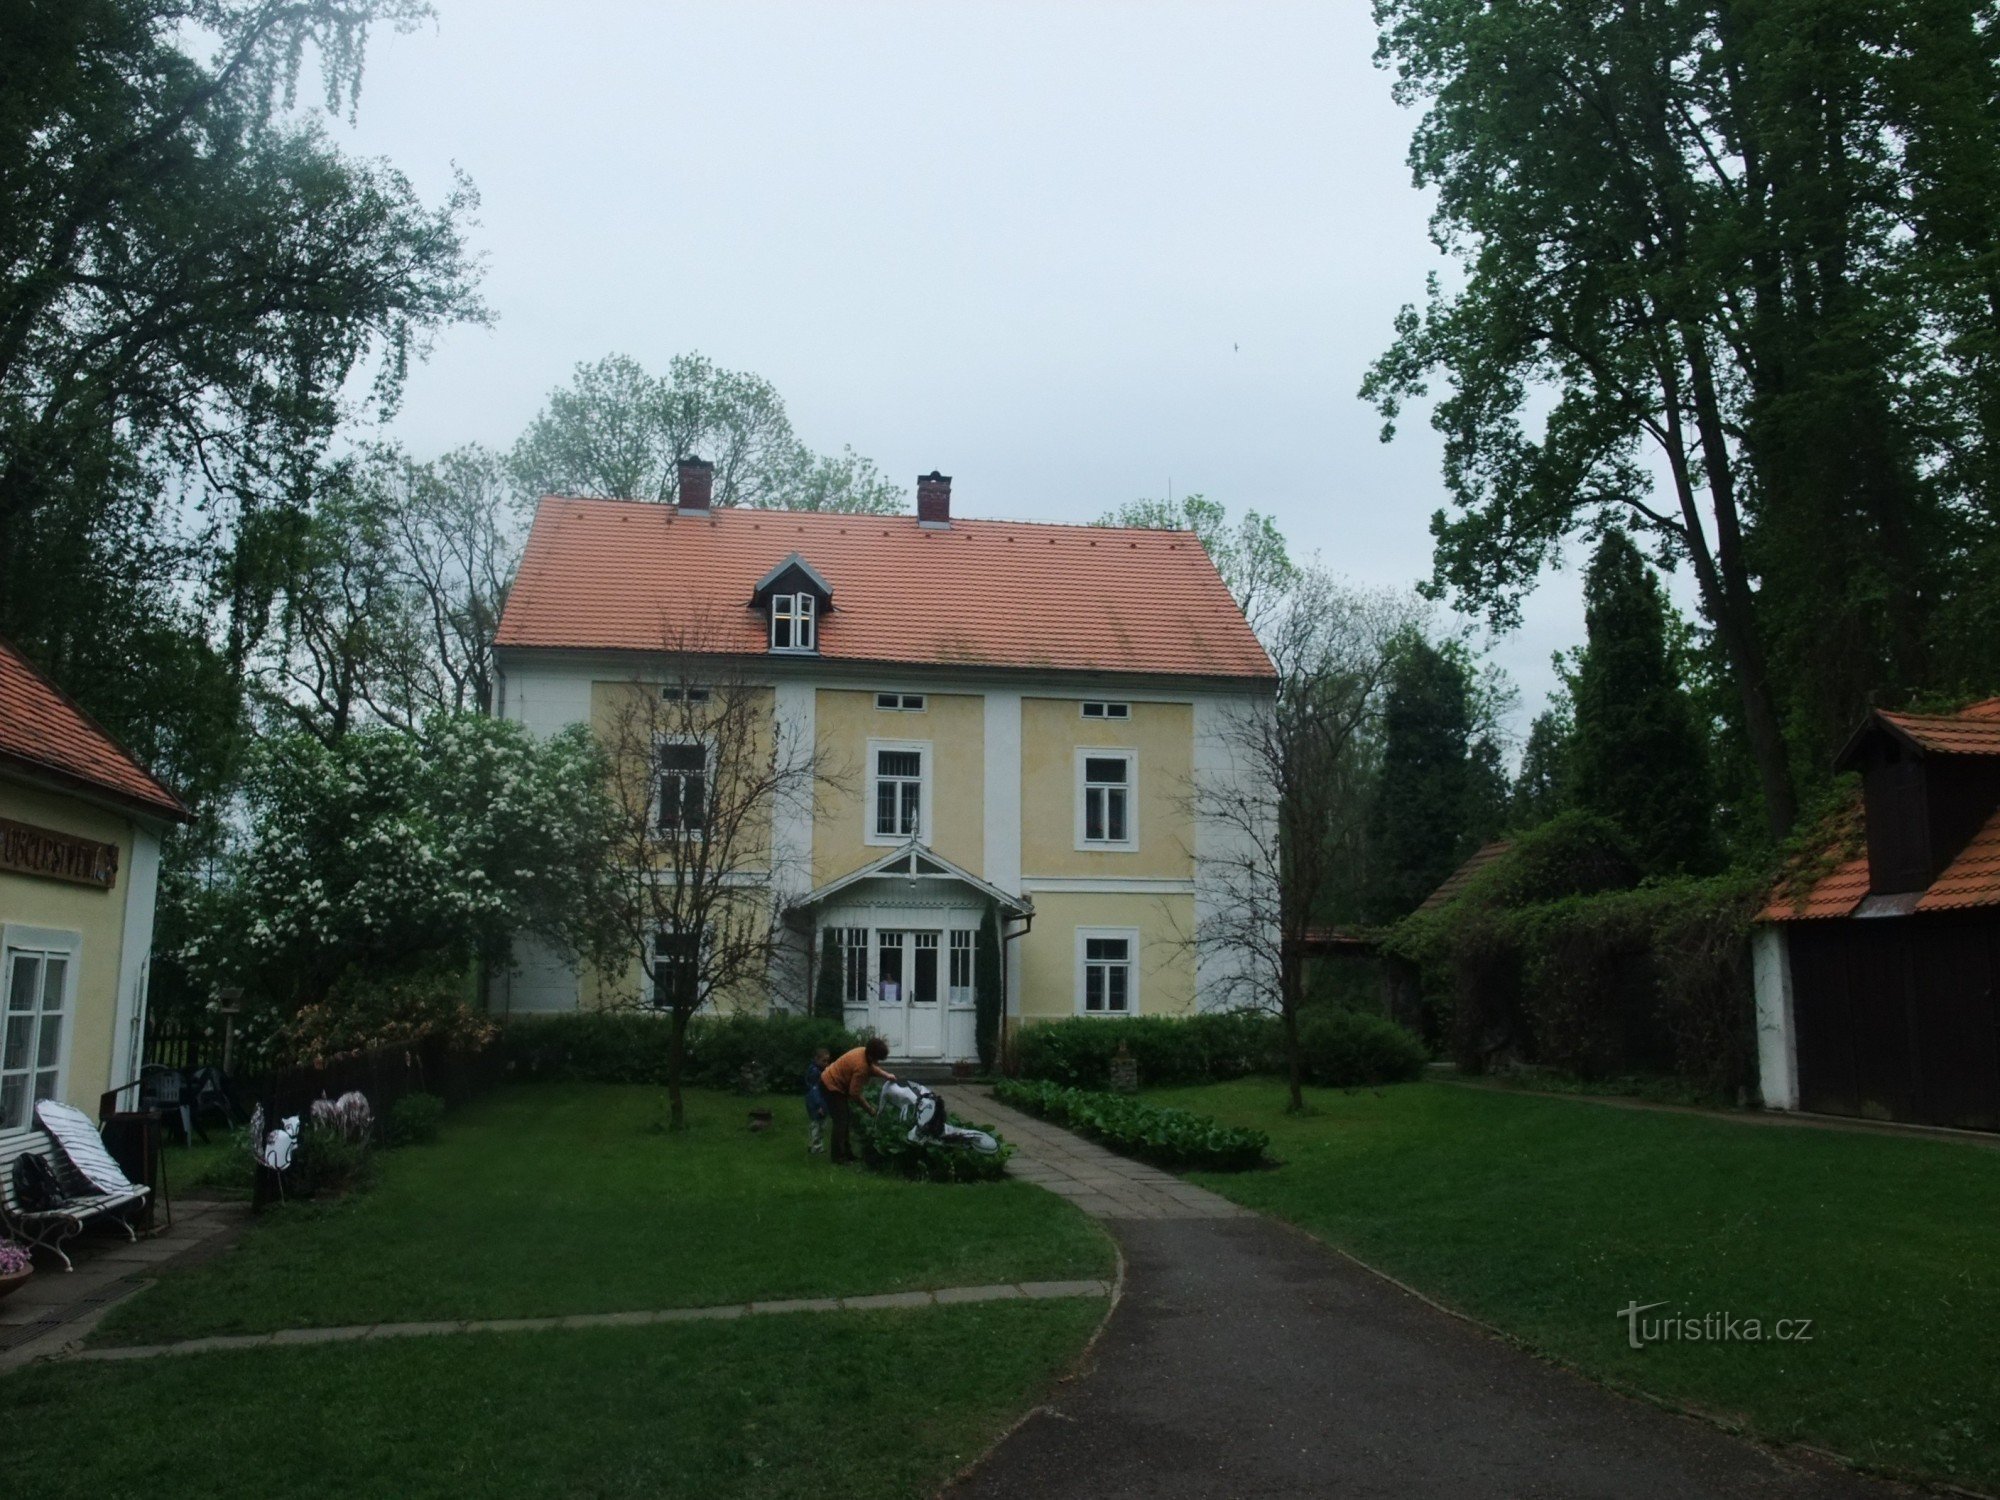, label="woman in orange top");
[819,1038,895,1164]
